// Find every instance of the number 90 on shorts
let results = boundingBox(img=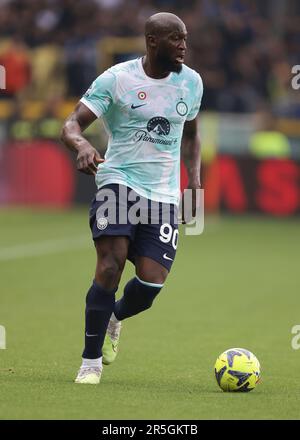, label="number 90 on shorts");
[159,223,178,250]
